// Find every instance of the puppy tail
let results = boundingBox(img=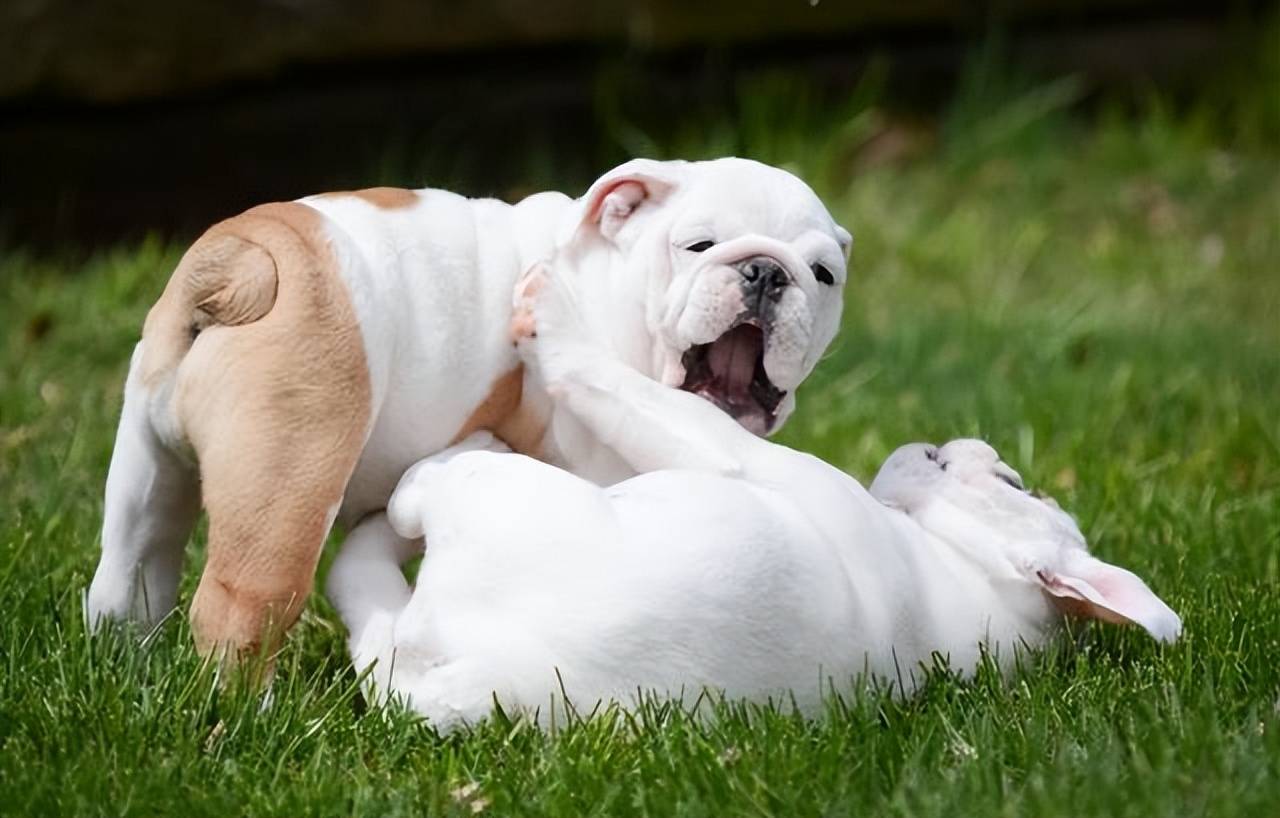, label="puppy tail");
[137,219,281,388]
